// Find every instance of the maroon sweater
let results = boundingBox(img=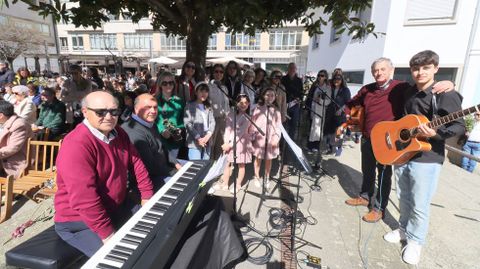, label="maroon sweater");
[347,80,409,138]
[54,124,153,239]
